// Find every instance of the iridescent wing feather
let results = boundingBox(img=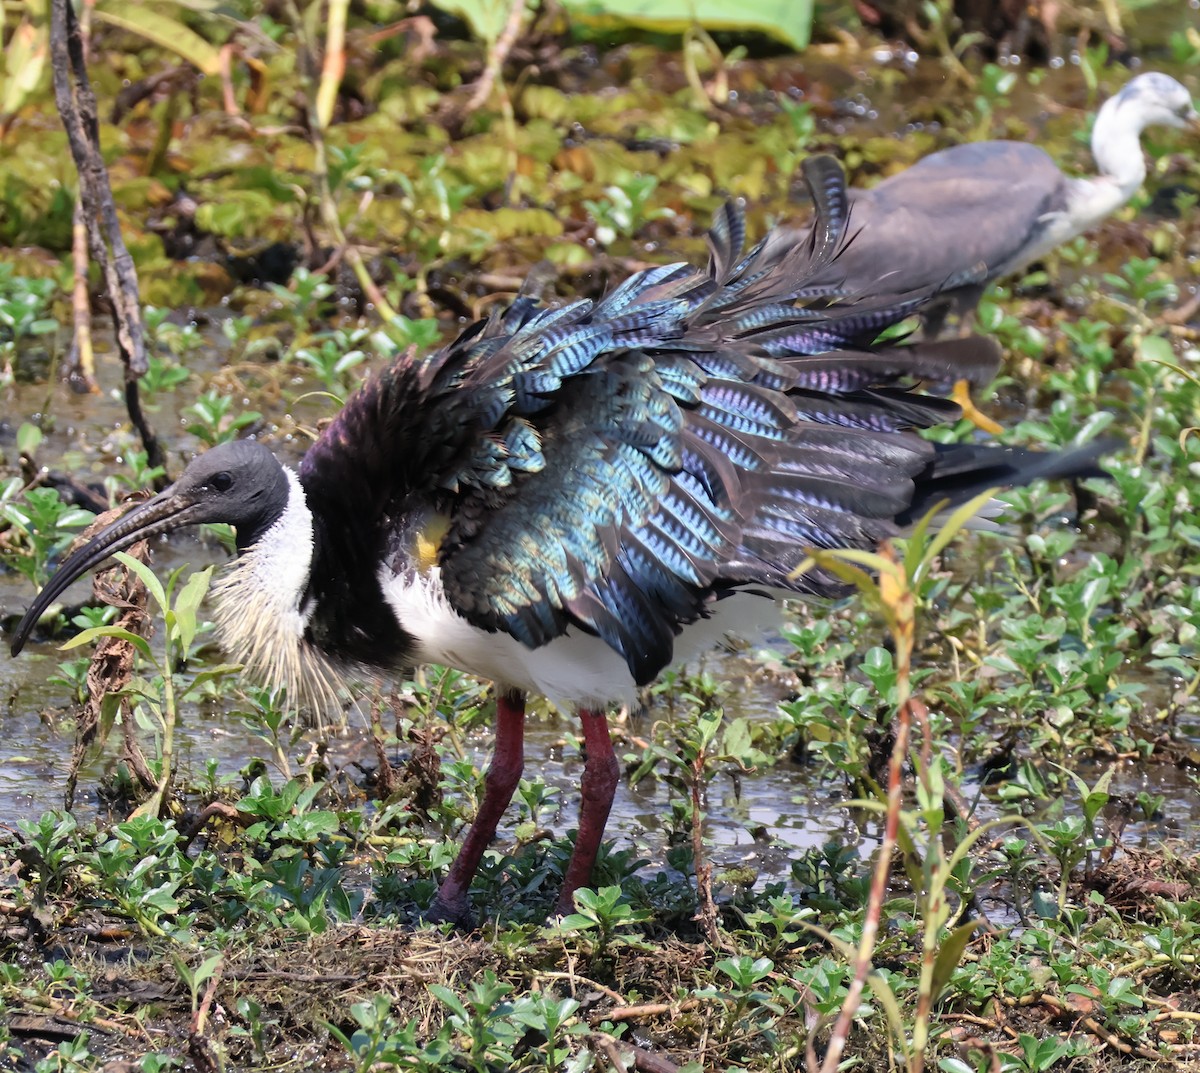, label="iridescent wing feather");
[301,157,1023,684]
